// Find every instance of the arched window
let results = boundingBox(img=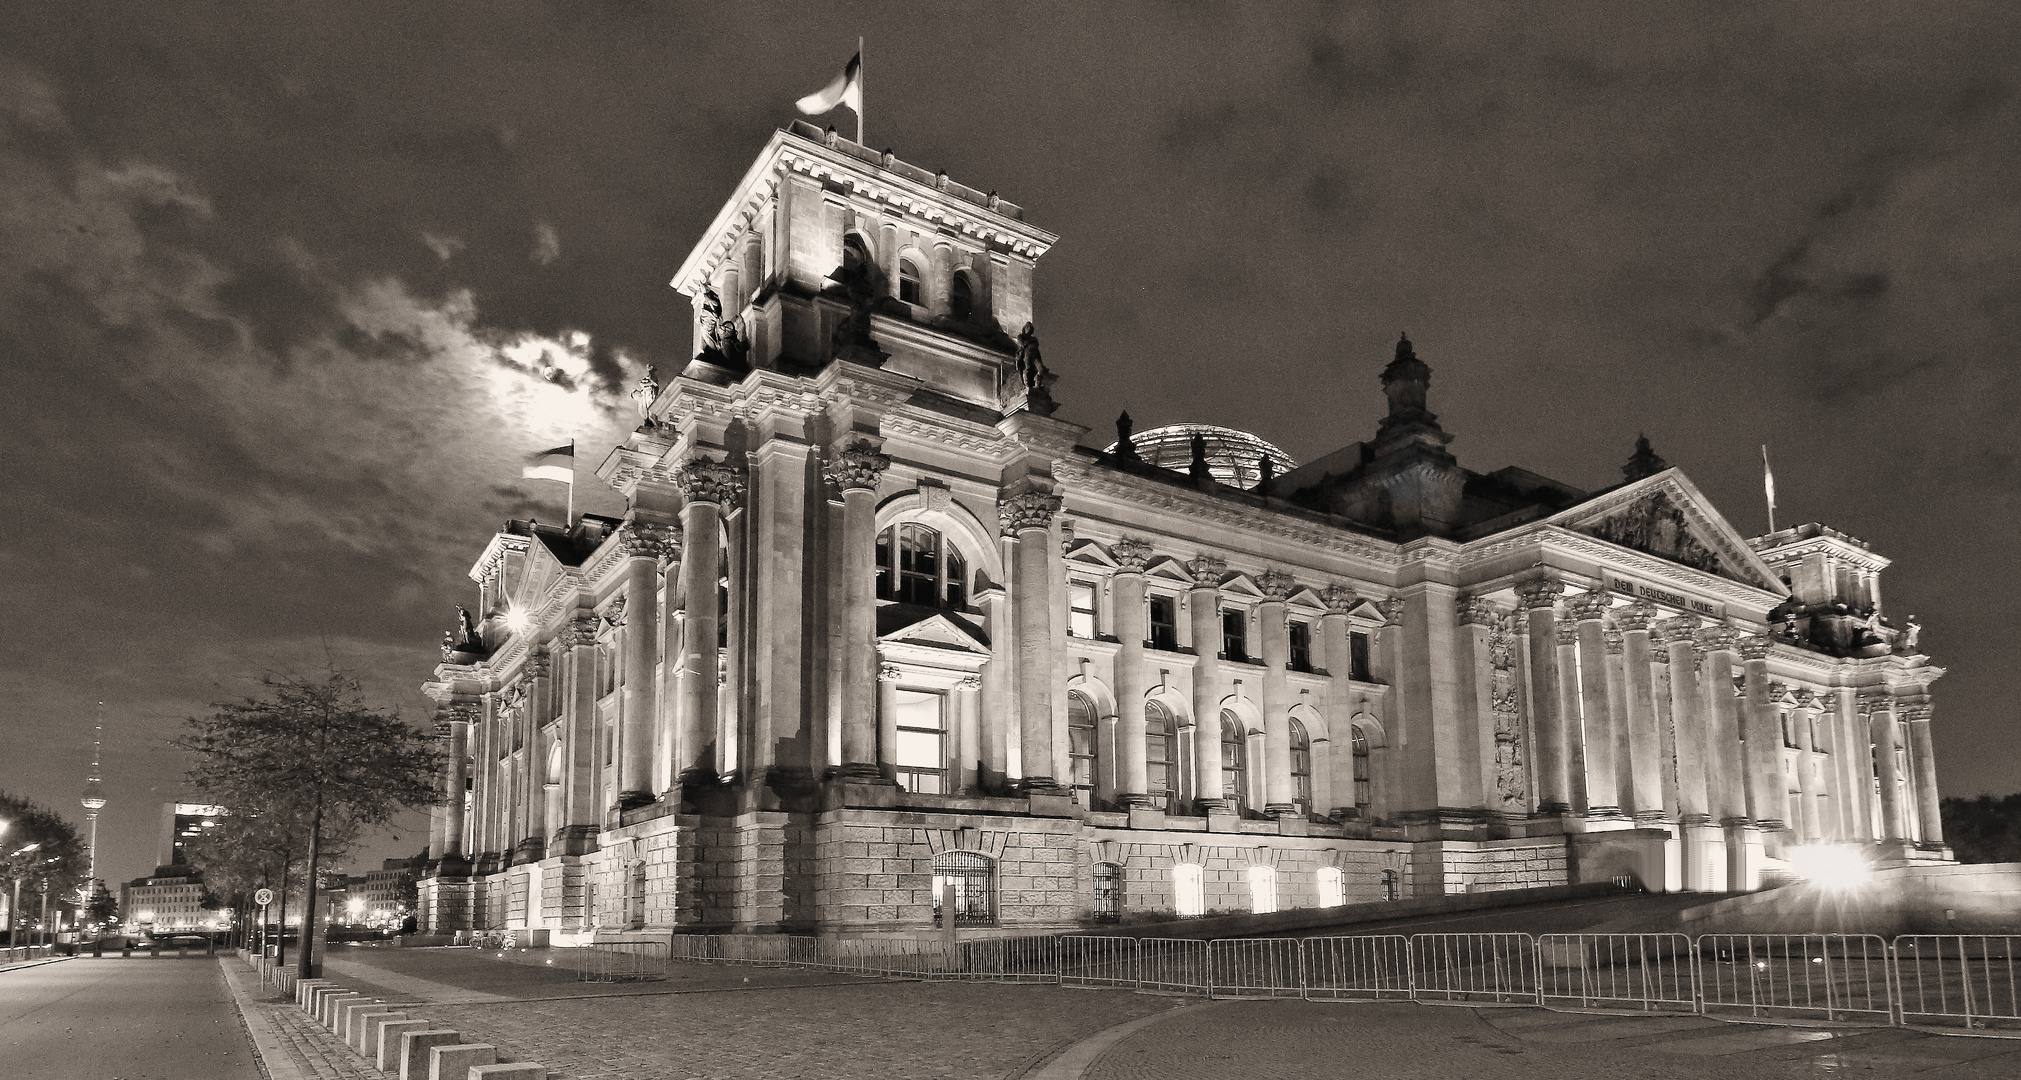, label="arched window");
[876,523,968,608]
[842,233,870,275]
[1247,864,1277,914]
[932,851,993,926]
[1220,711,1248,808]
[949,271,974,319]
[1067,691,1098,806]
[1316,866,1345,908]
[1145,701,1177,810]
[1352,725,1373,814]
[898,258,922,305]
[1381,868,1400,901]
[1173,863,1205,917]
[1289,717,1312,813]
[1091,862,1120,923]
